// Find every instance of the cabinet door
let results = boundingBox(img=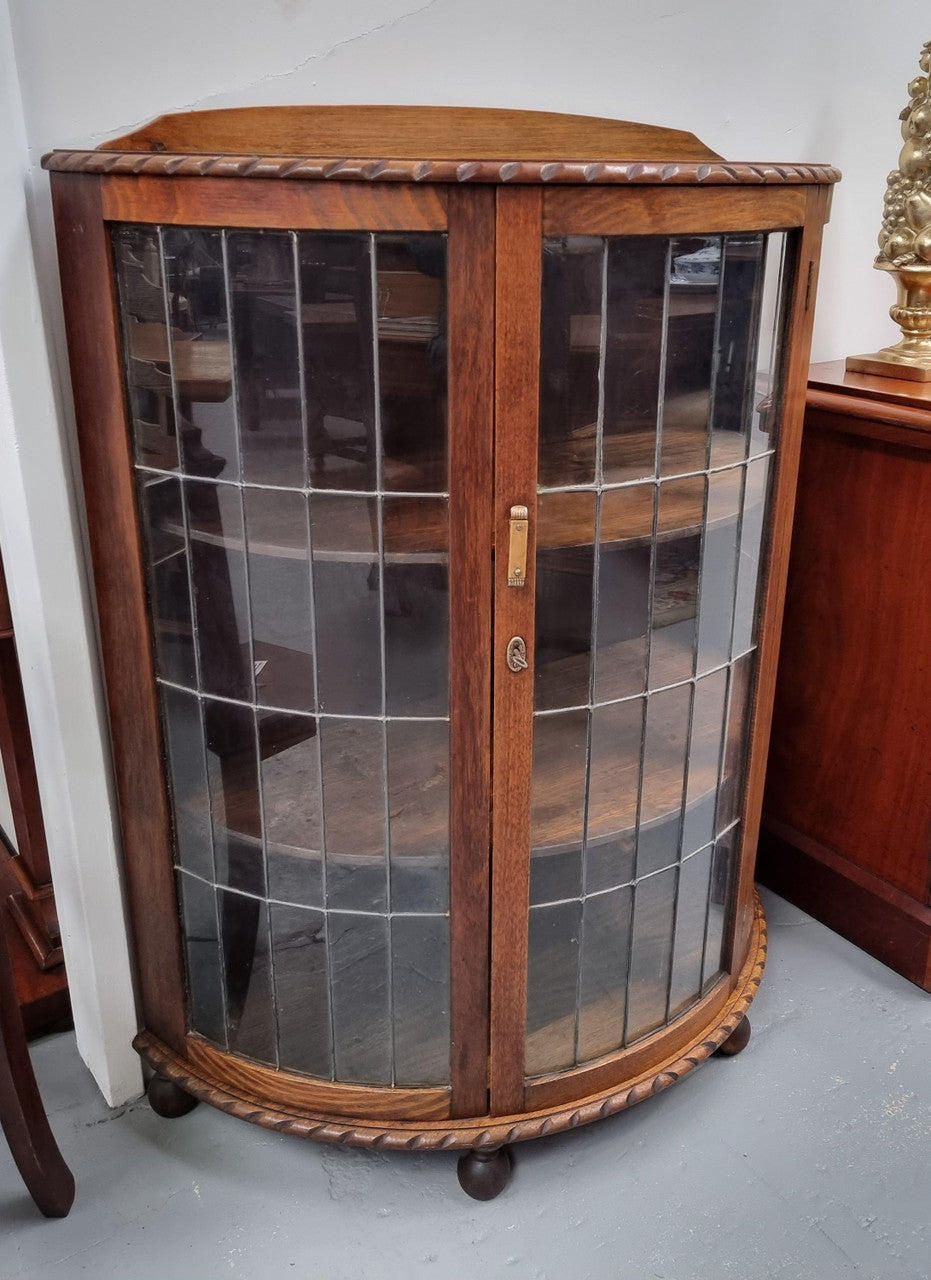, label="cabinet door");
[55,177,494,1115]
[489,184,825,1114]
